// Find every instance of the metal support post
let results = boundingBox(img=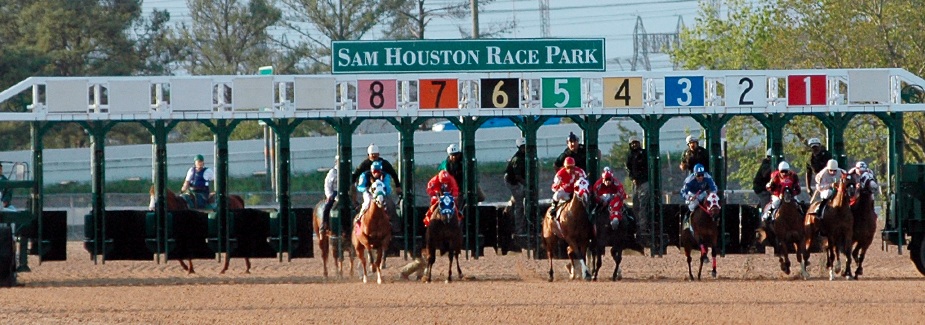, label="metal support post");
[570,115,613,184]
[815,112,855,169]
[264,118,303,261]
[692,114,732,255]
[631,115,671,257]
[450,117,489,258]
[512,116,549,259]
[325,118,364,242]
[386,117,427,257]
